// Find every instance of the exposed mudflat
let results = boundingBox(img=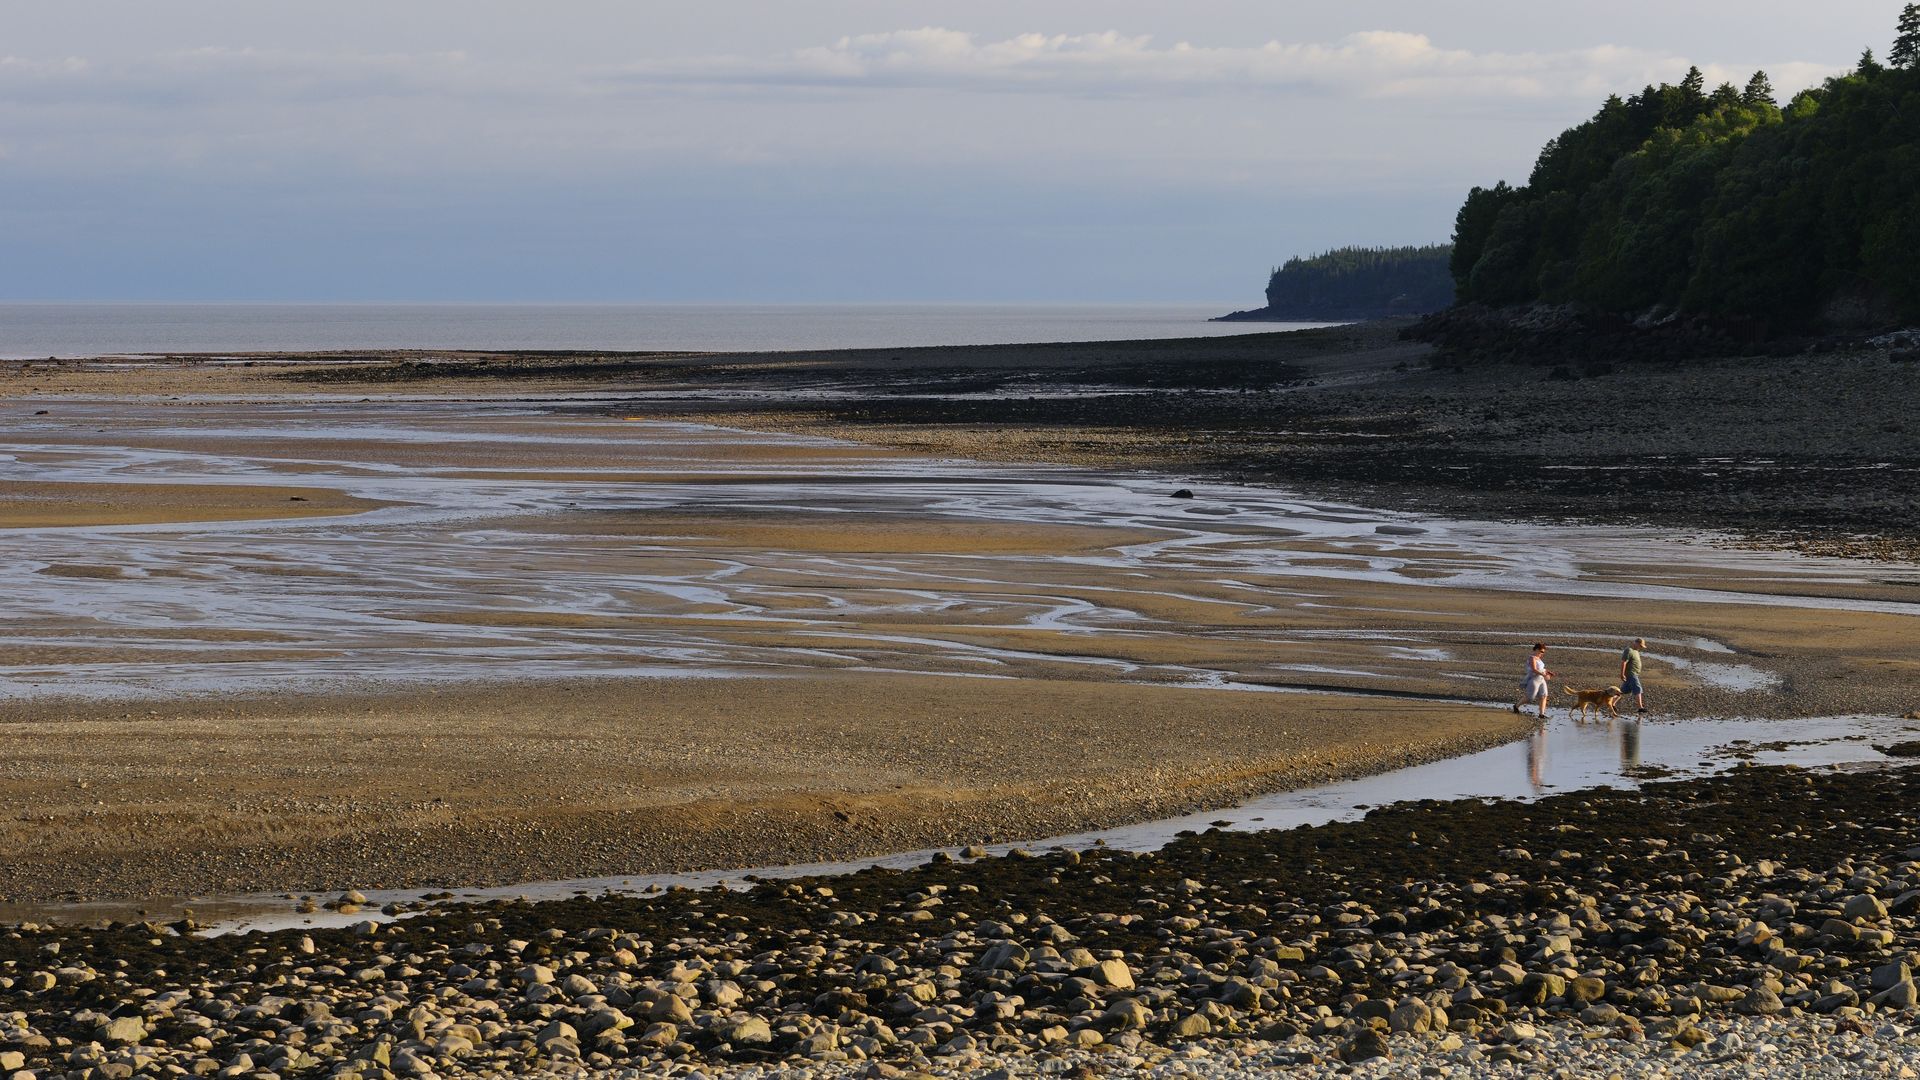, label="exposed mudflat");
[0,393,1915,906]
